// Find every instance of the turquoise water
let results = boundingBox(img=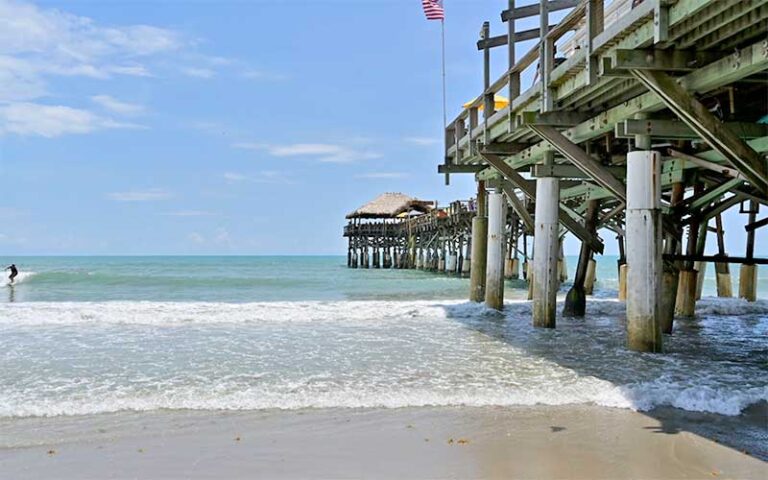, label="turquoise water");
[1,255,765,302]
[0,256,765,422]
